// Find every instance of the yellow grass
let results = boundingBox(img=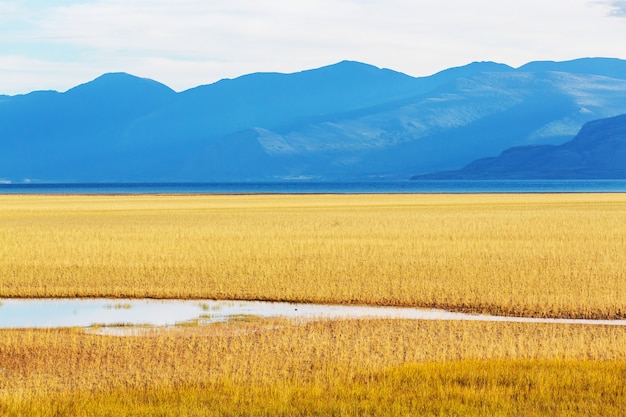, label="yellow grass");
[1,319,626,416]
[2,193,626,414]
[1,193,625,318]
